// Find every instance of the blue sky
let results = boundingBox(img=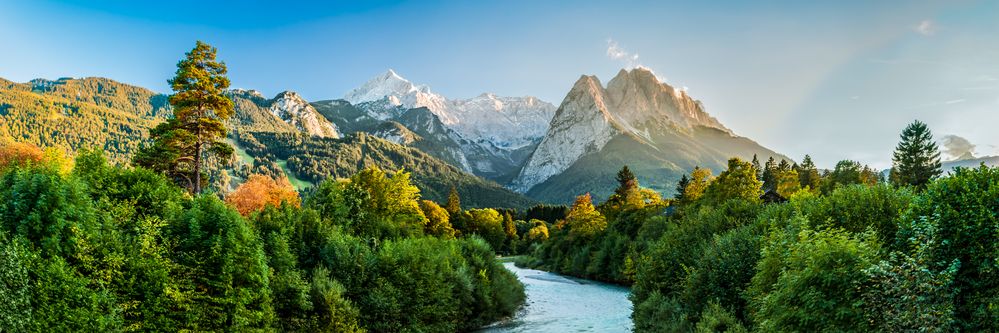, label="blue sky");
[2,0,997,169]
